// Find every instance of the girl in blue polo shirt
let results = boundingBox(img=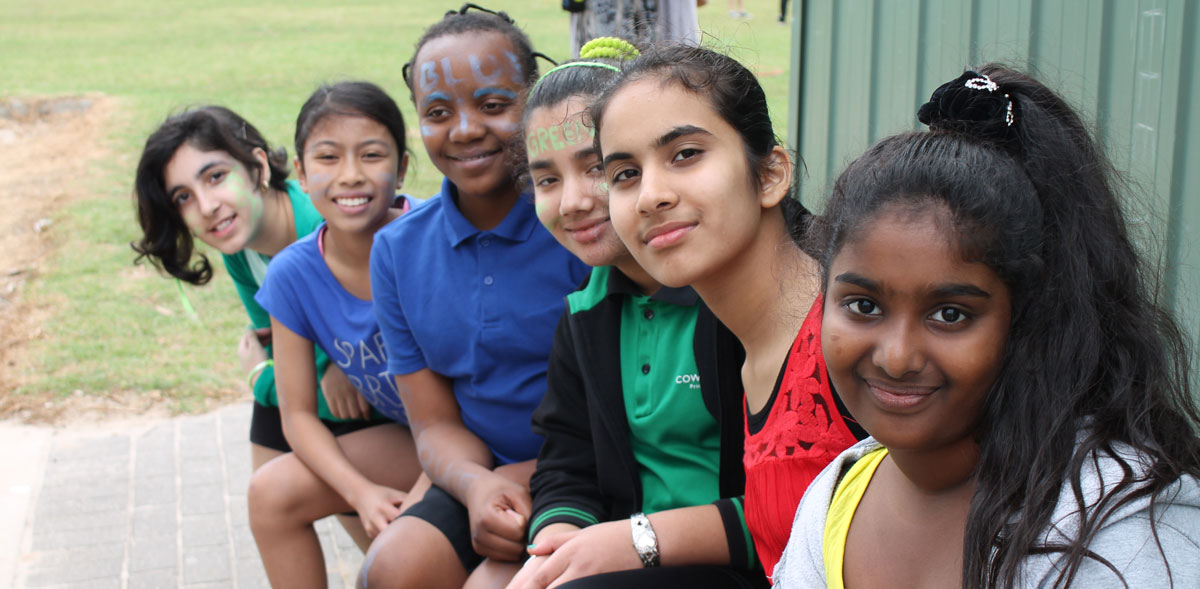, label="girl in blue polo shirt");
[248,81,422,589]
[361,6,589,589]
